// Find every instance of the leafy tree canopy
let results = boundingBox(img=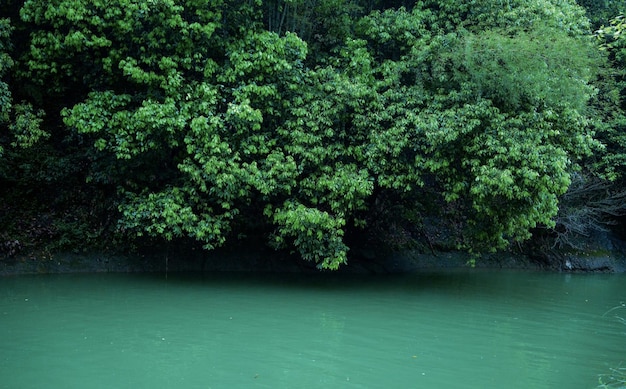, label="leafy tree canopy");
[0,17,46,161]
[4,0,608,268]
[590,14,626,181]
